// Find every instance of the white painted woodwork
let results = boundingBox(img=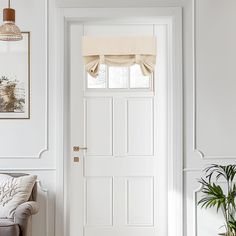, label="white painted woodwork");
[86,98,113,156]
[86,177,113,226]
[114,98,127,156]
[127,98,154,156]
[127,177,154,226]
[69,21,169,236]
[83,25,154,36]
